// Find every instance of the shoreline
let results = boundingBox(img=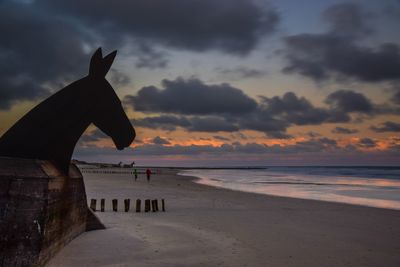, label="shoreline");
[179,172,400,212]
[48,168,400,267]
[177,170,400,214]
